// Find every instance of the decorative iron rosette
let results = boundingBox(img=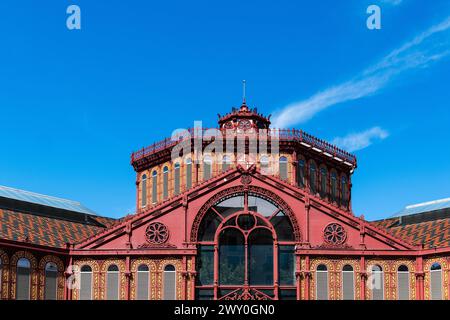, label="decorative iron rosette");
[323,223,347,245]
[145,222,169,244]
